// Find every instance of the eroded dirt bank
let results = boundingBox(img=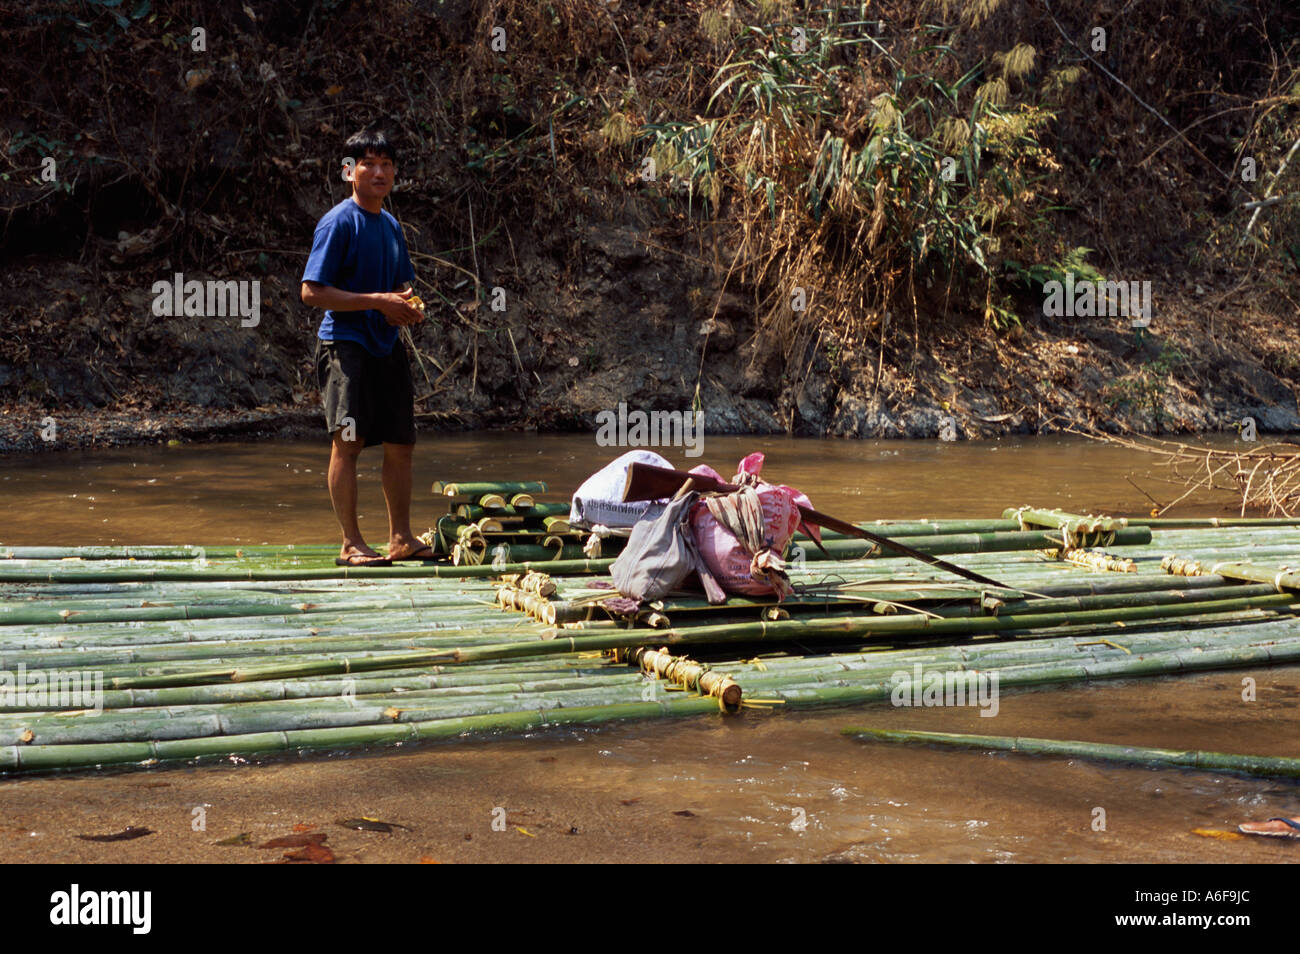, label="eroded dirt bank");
[2,1,1298,454]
